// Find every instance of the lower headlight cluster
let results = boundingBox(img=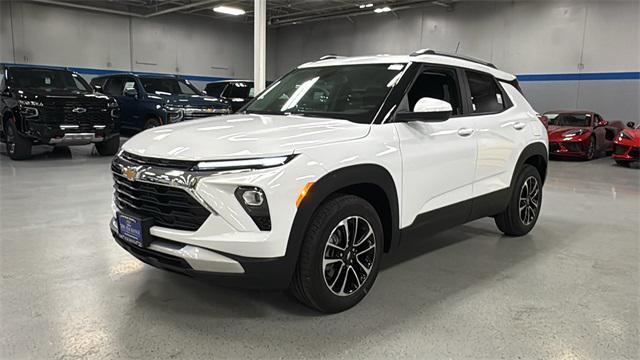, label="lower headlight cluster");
[235,186,271,231]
